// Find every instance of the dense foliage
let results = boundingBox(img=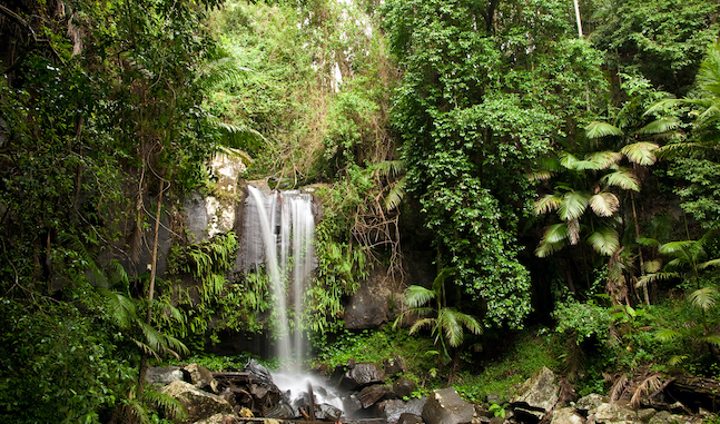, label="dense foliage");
[381,0,604,328]
[3,0,720,420]
[1,0,222,421]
